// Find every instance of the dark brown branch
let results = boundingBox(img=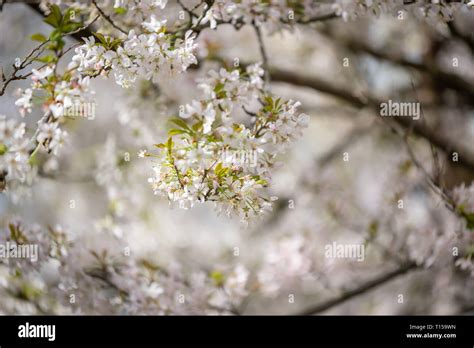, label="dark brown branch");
[0,40,49,96]
[270,68,474,172]
[317,124,372,167]
[253,23,270,86]
[91,0,127,35]
[296,262,419,315]
[297,12,339,24]
[448,21,474,53]
[342,38,474,100]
